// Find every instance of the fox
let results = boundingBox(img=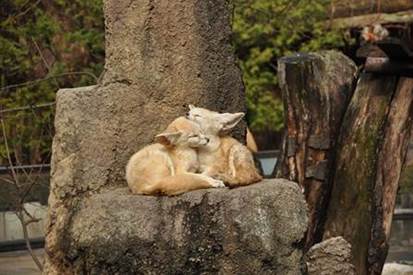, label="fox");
[125,116,225,196]
[186,105,262,187]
